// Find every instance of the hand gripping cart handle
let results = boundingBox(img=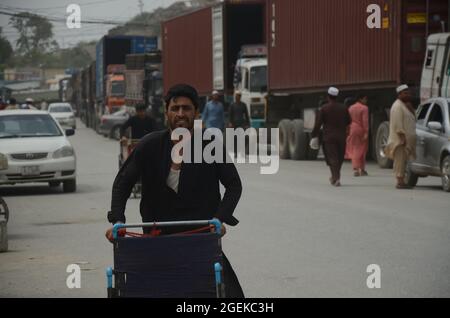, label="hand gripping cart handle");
[106,219,225,298]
